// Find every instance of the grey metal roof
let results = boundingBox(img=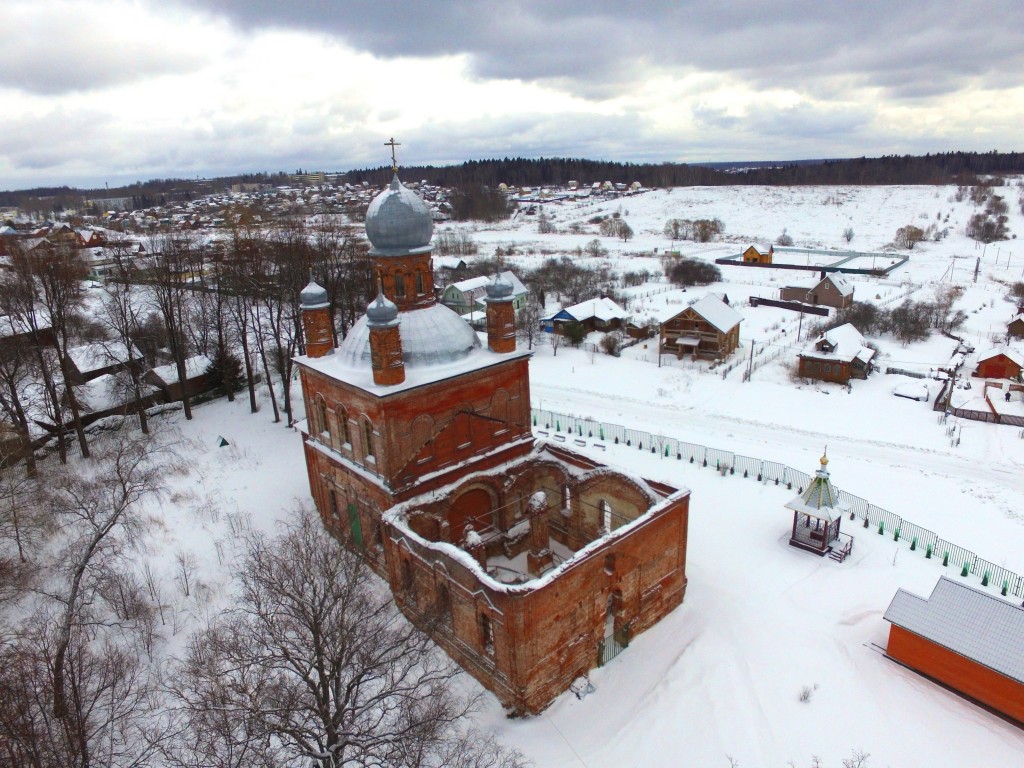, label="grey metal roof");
[335,303,481,369]
[884,576,1024,683]
[364,174,434,254]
